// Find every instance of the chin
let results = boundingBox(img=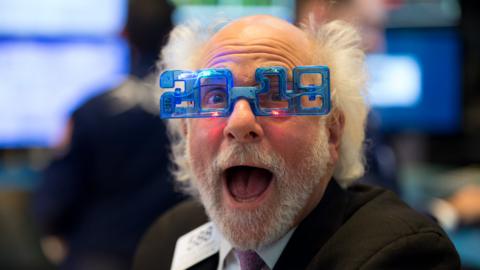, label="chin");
[215,195,288,250]
[200,174,312,250]
[197,175,324,249]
